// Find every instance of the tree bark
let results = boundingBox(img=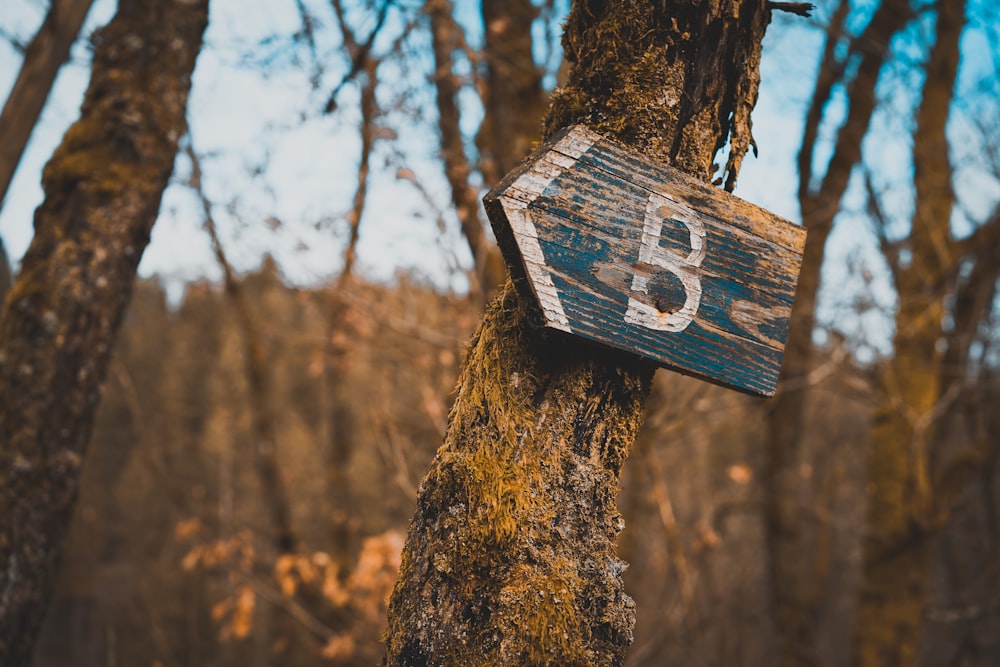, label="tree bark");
[763,2,912,664]
[0,1,209,665]
[0,0,97,210]
[384,2,774,664]
[852,1,966,665]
